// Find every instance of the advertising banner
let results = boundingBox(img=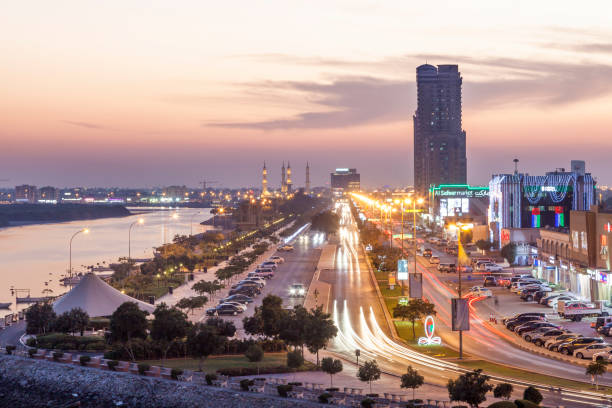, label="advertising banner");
[451,298,470,331]
[409,273,423,298]
[397,259,408,280]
